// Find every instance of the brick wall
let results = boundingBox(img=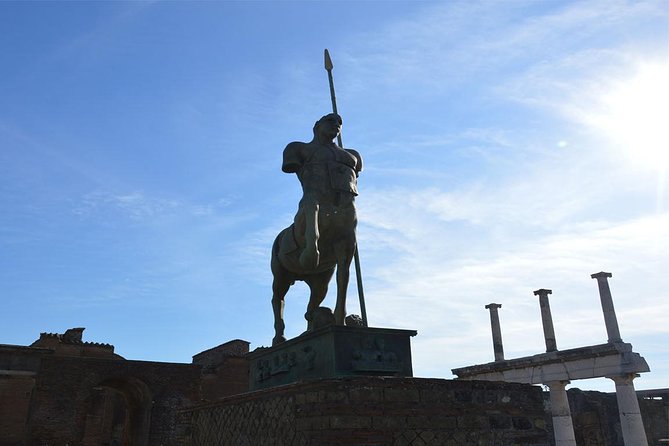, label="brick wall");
[200,356,250,401]
[0,374,35,446]
[178,377,550,446]
[564,388,668,445]
[194,339,250,400]
[26,356,202,445]
[1,337,250,446]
